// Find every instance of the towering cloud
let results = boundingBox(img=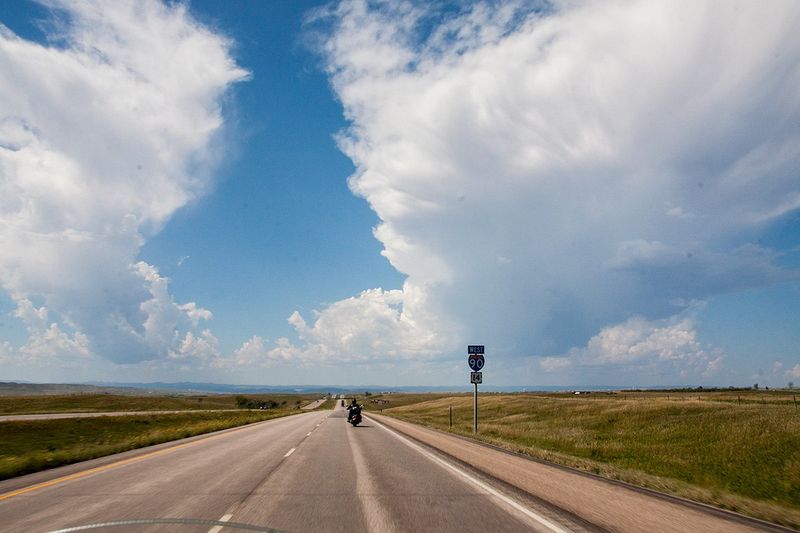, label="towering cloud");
[290,0,800,379]
[0,0,248,363]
